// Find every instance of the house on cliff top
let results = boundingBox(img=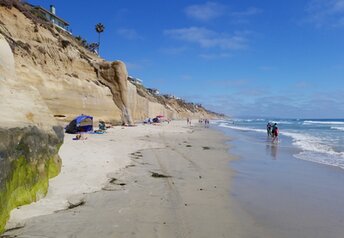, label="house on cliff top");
[34,4,70,33]
[147,88,160,95]
[128,76,143,85]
